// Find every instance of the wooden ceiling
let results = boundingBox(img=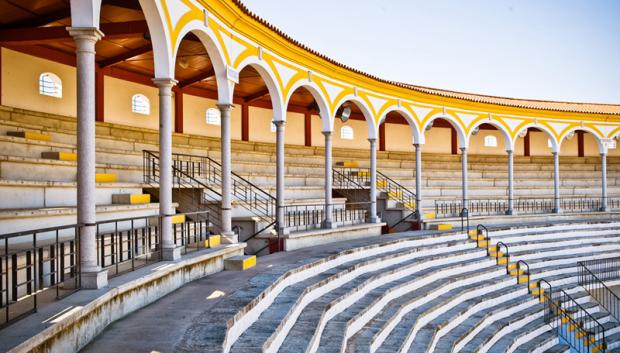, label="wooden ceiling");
[0,0,502,129]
